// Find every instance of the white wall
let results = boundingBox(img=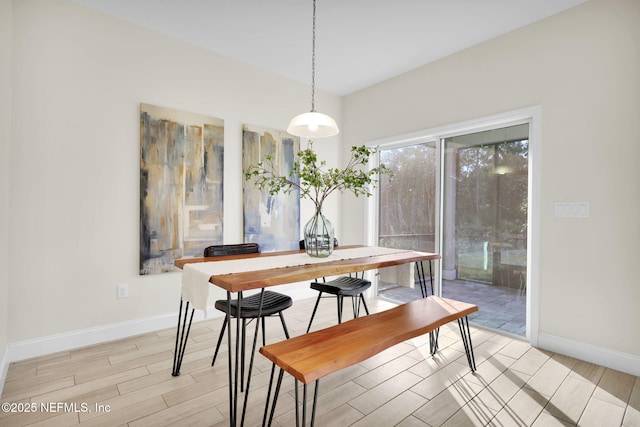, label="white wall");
[6,0,342,350]
[5,0,639,378]
[1,0,13,388]
[342,0,640,369]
